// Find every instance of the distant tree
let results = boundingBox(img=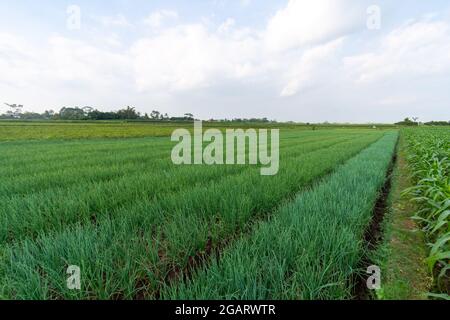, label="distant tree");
[20,112,44,120]
[44,110,56,119]
[0,109,14,119]
[82,106,94,117]
[150,110,161,120]
[184,113,194,120]
[4,103,23,118]
[424,120,450,126]
[117,106,140,119]
[86,109,116,120]
[395,117,419,126]
[59,107,86,120]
